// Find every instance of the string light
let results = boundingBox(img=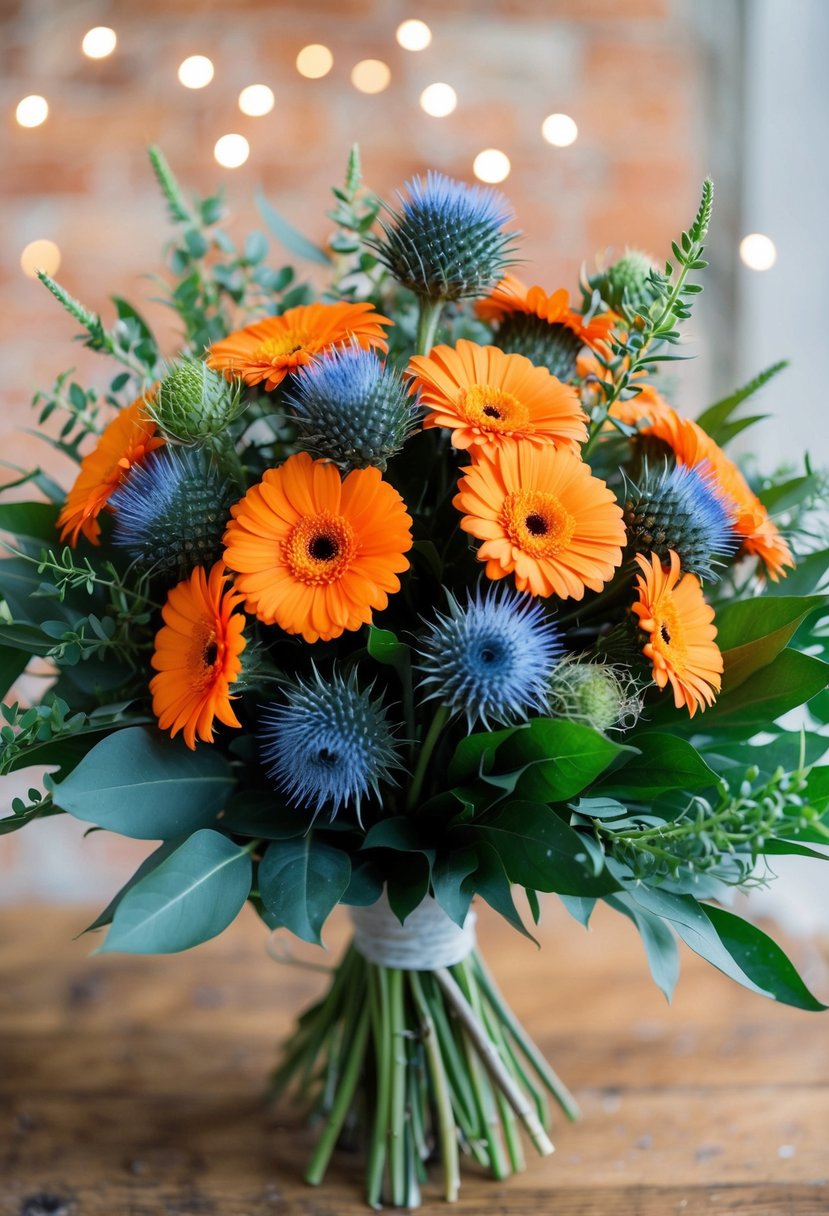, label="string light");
[296,44,333,79]
[214,134,250,168]
[473,149,511,184]
[739,233,777,271]
[542,112,578,147]
[239,84,275,116]
[15,95,48,128]
[81,27,117,59]
[21,239,61,278]
[396,20,432,51]
[178,55,214,89]
[351,59,391,94]
[419,83,457,117]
